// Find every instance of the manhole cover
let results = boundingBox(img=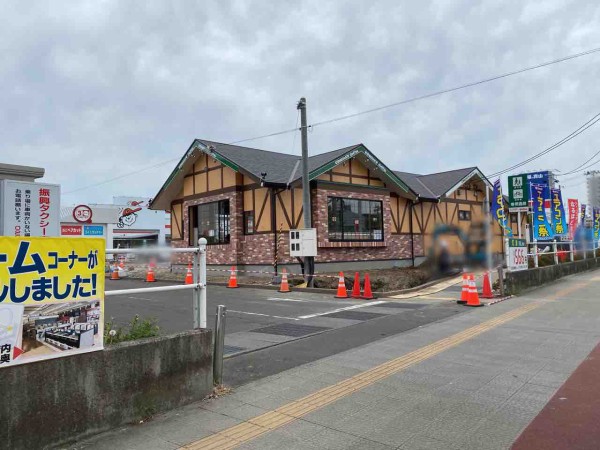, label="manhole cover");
[371,302,428,309]
[251,323,331,337]
[322,311,387,321]
[223,345,246,355]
